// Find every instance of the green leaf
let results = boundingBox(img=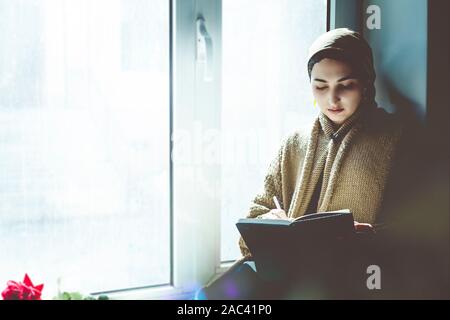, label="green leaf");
[69,292,83,300]
[62,292,72,300]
